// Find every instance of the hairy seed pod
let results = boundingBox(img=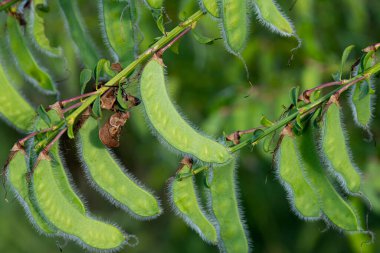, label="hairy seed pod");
[59,0,99,68]
[31,152,127,250]
[100,0,138,66]
[78,116,162,219]
[275,127,321,219]
[29,0,62,57]
[169,159,218,244]
[208,158,250,253]
[321,99,361,193]
[252,0,295,37]
[33,111,87,213]
[144,0,164,10]
[140,57,232,164]
[0,63,36,132]
[298,126,361,231]
[6,16,56,93]
[200,0,219,18]
[349,55,376,130]
[219,0,249,54]
[6,147,56,234]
